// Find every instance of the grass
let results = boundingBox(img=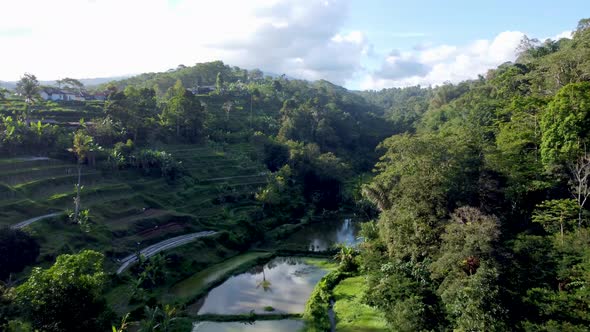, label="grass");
[332,276,389,332]
[303,257,339,271]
